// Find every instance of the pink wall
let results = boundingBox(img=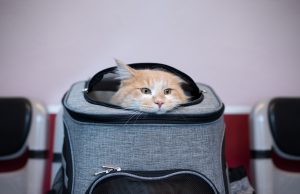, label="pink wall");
[1,1,300,108]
